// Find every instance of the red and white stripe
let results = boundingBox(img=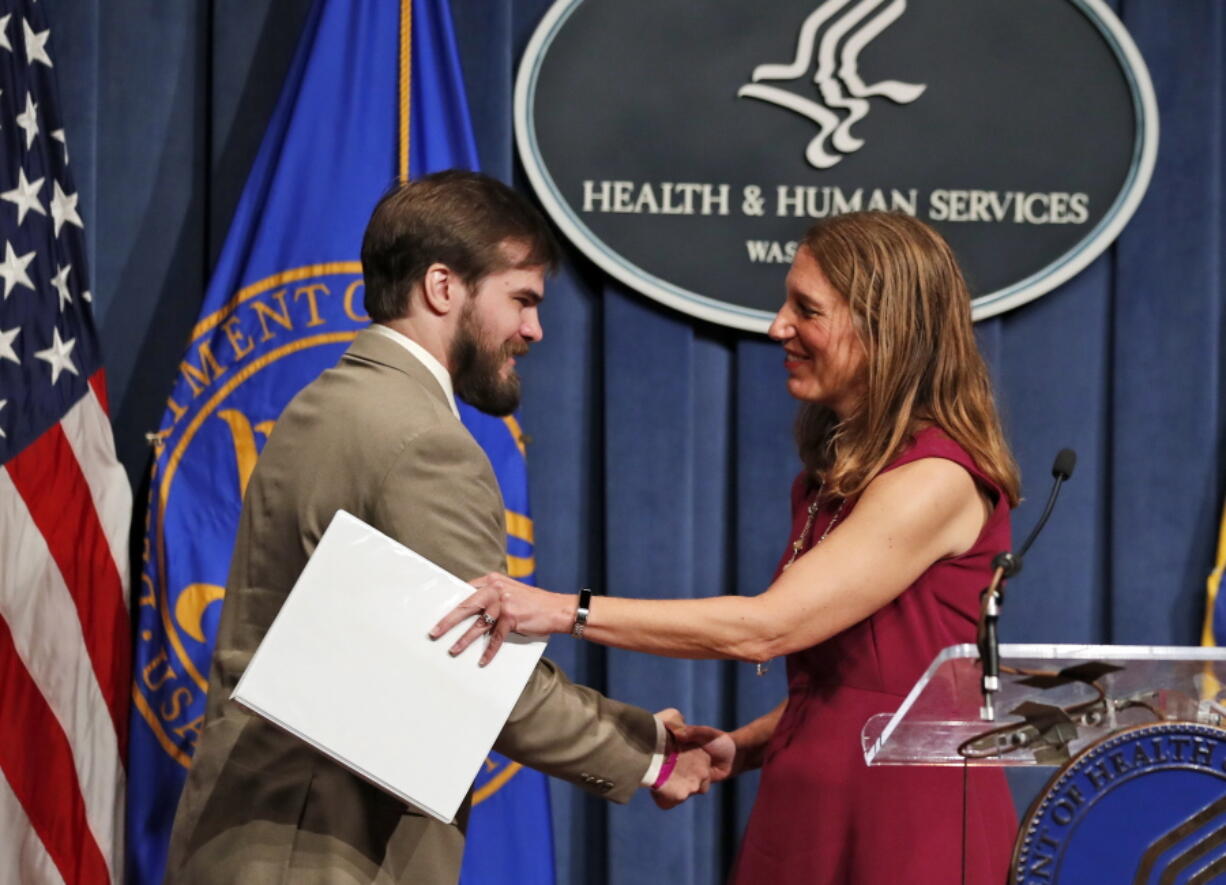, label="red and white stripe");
[1,371,131,885]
